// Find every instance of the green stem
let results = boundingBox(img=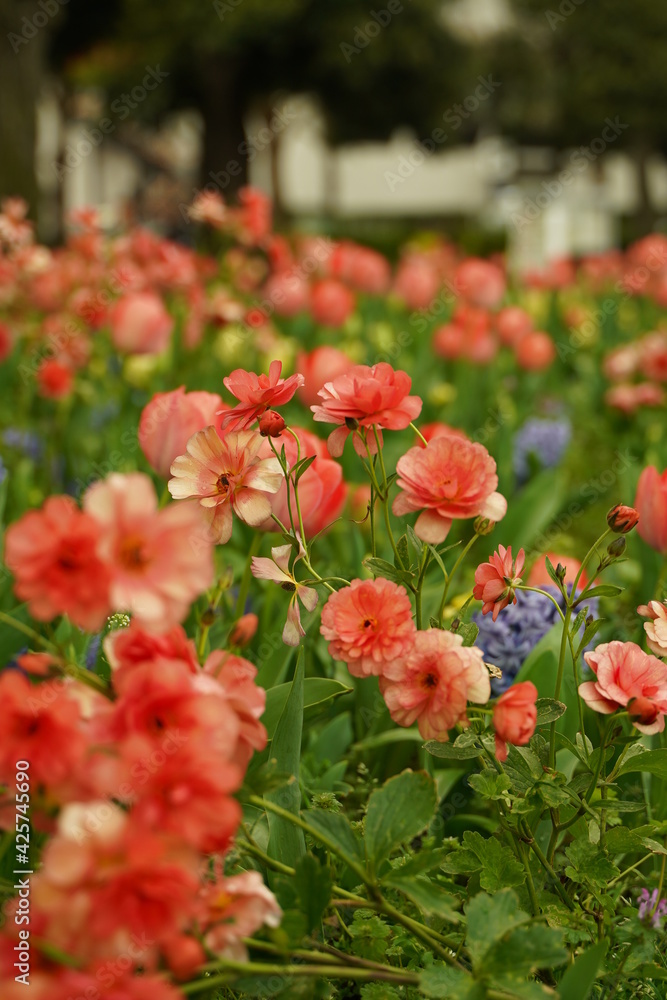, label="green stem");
[520,842,540,916]
[181,960,420,993]
[521,821,575,911]
[437,533,480,625]
[549,601,572,769]
[410,421,428,446]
